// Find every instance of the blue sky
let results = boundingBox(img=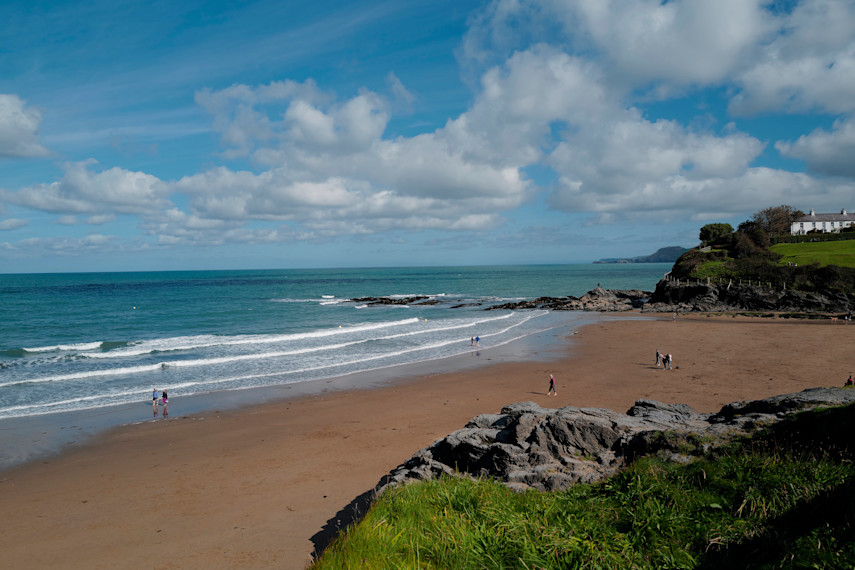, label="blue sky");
[2,0,855,273]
